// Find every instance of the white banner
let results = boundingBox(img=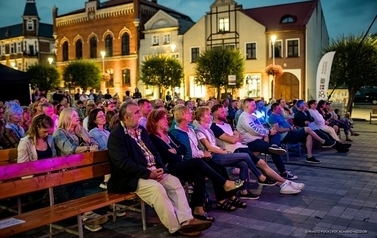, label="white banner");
[316,51,336,101]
